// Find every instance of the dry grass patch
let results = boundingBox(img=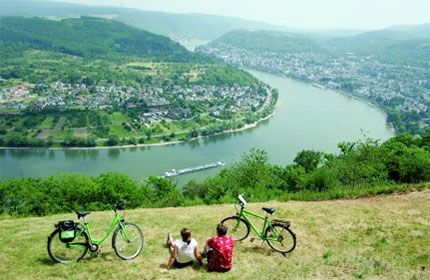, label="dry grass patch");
[53,117,66,130]
[1,191,429,279]
[73,128,88,138]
